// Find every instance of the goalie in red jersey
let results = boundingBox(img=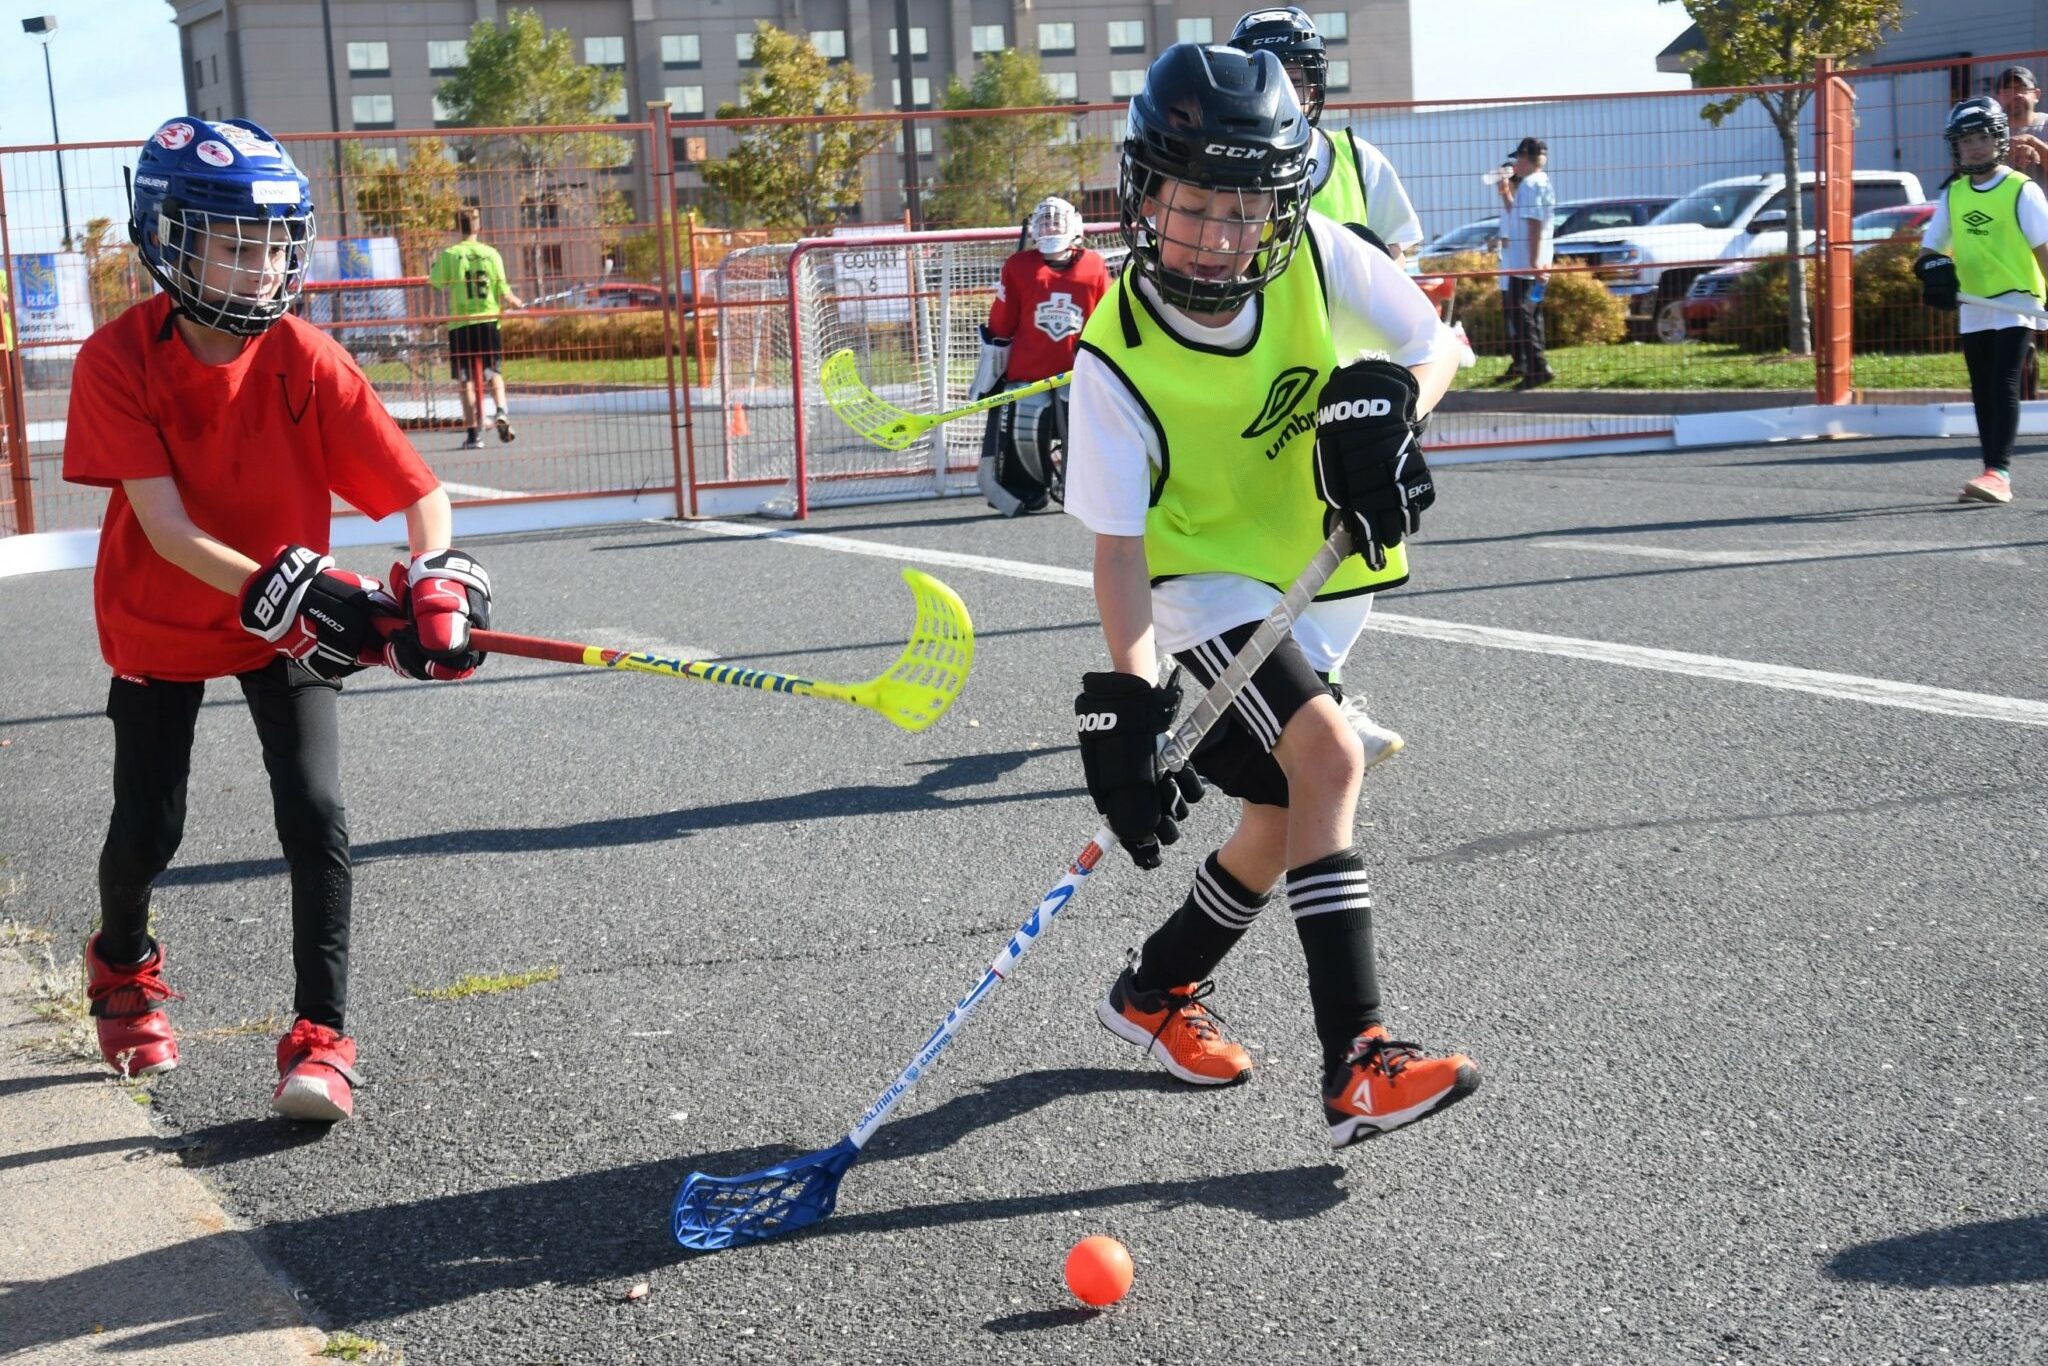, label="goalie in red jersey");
[973,196,1112,516]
